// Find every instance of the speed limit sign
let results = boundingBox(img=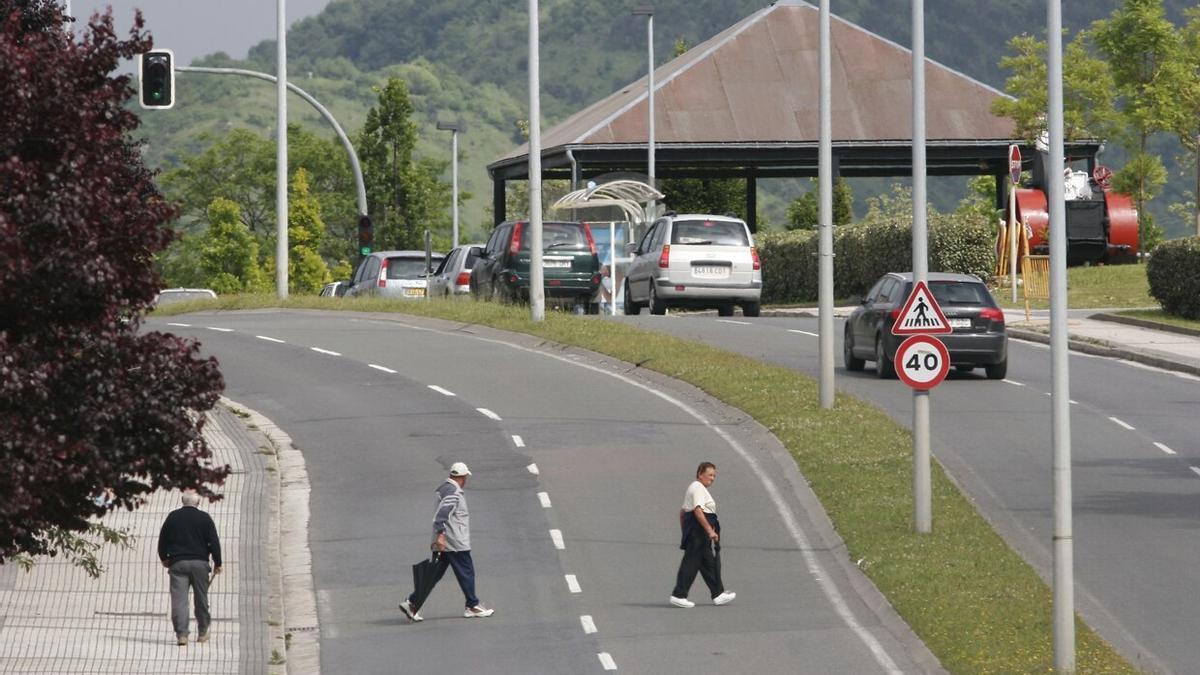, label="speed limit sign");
[894,335,950,390]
